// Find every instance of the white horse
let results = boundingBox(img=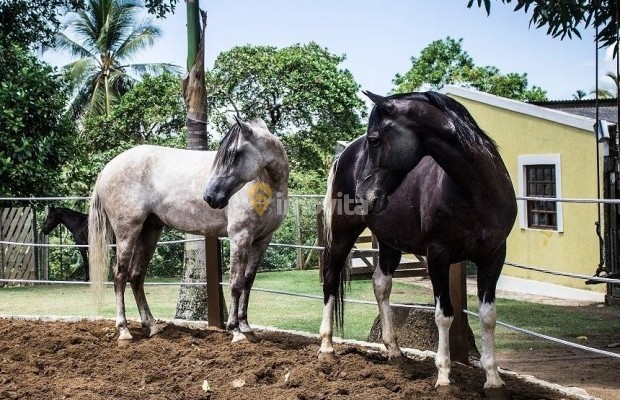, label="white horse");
[88,117,289,342]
